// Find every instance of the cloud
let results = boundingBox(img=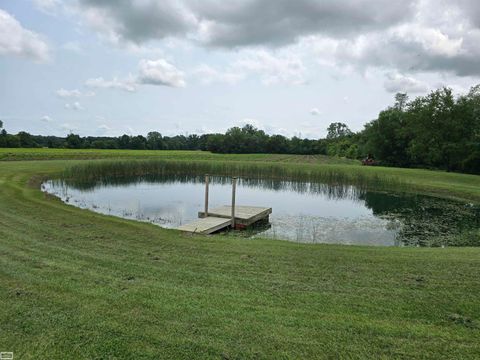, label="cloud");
[384,72,429,94]
[73,0,415,48]
[64,102,84,110]
[67,1,480,81]
[0,9,50,62]
[40,115,53,122]
[85,76,137,92]
[195,0,415,48]
[33,0,61,15]
[56,88,95,98]
[306,4,480,77]
[76,0,196,44]
[97,124,112,134]
[192,50,306,86]
[61,122,79,131]
[86,58,185,91]
[193,64,244,85]
[138,59,186,87]
[98,124,111,131]
[233,49,306,85]
[310,108,321,116]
